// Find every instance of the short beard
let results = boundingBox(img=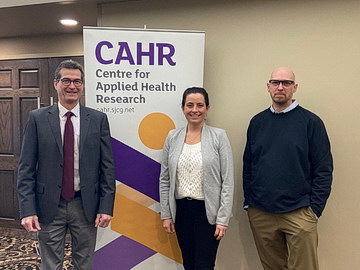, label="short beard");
[272,96,291,106]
